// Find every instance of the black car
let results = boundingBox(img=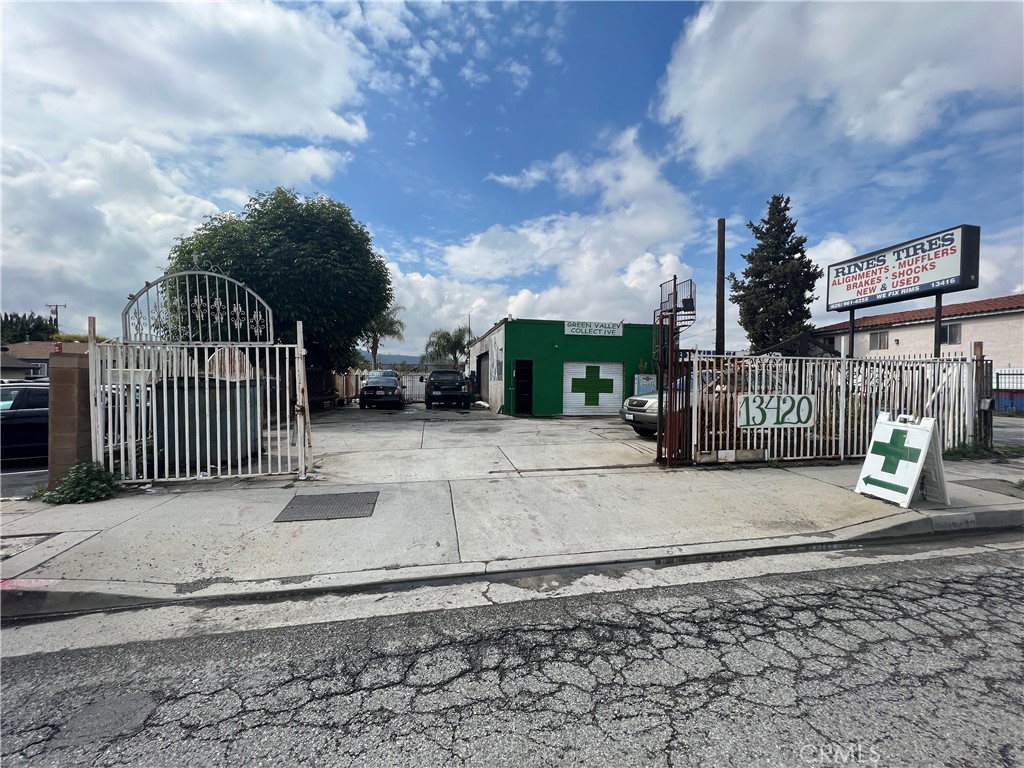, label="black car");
[421,369,470,409]
[1,381,49,461]
[359,376,405,409]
